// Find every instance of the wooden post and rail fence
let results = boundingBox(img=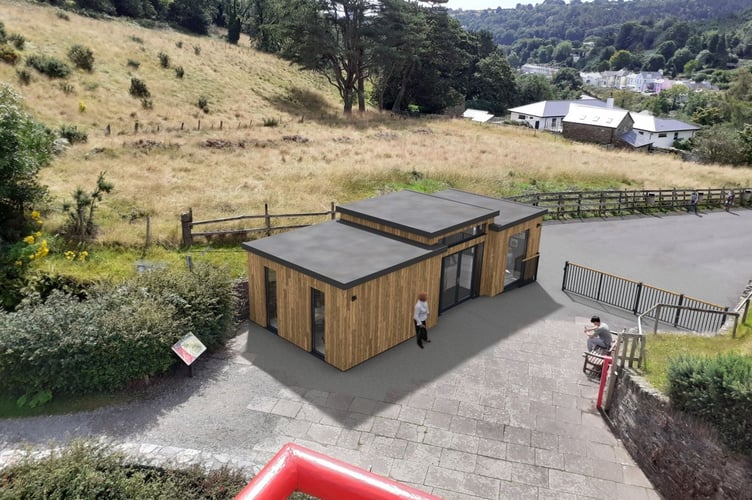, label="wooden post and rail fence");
[180,203,336,247]
[507,187,752,219]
